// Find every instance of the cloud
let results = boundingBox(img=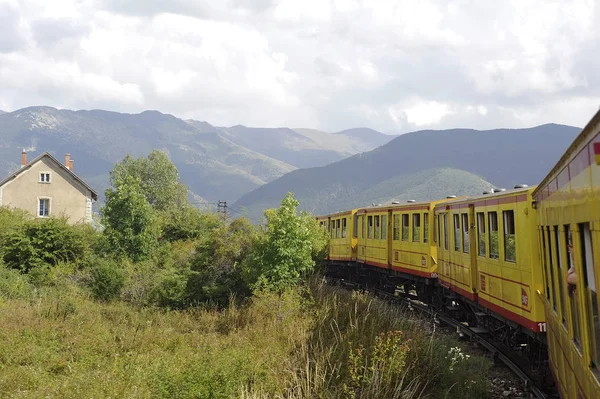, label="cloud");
[0,0,599,133]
